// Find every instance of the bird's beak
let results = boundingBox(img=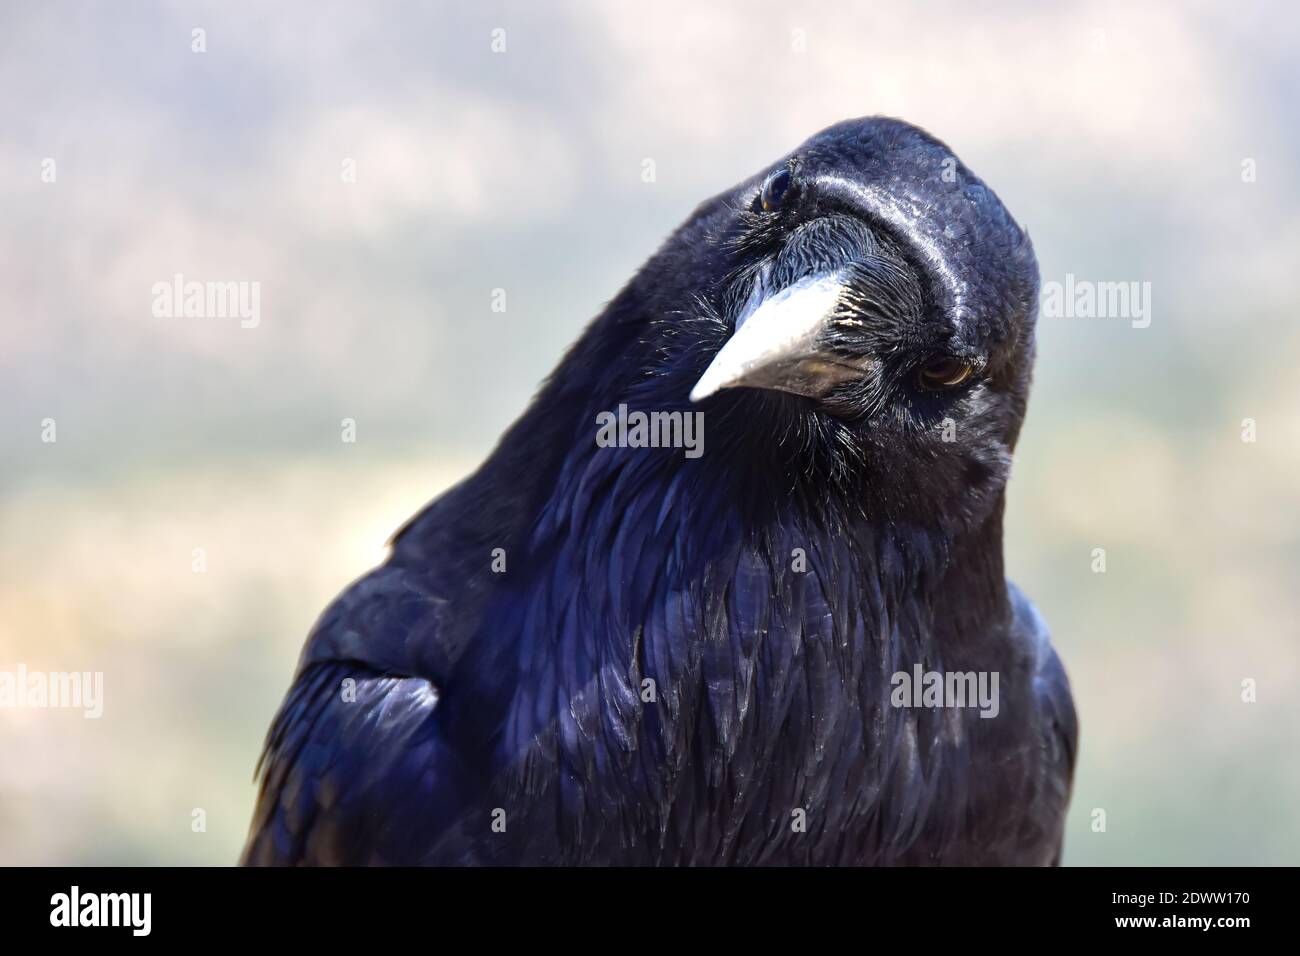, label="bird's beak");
[689,271,862,402]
